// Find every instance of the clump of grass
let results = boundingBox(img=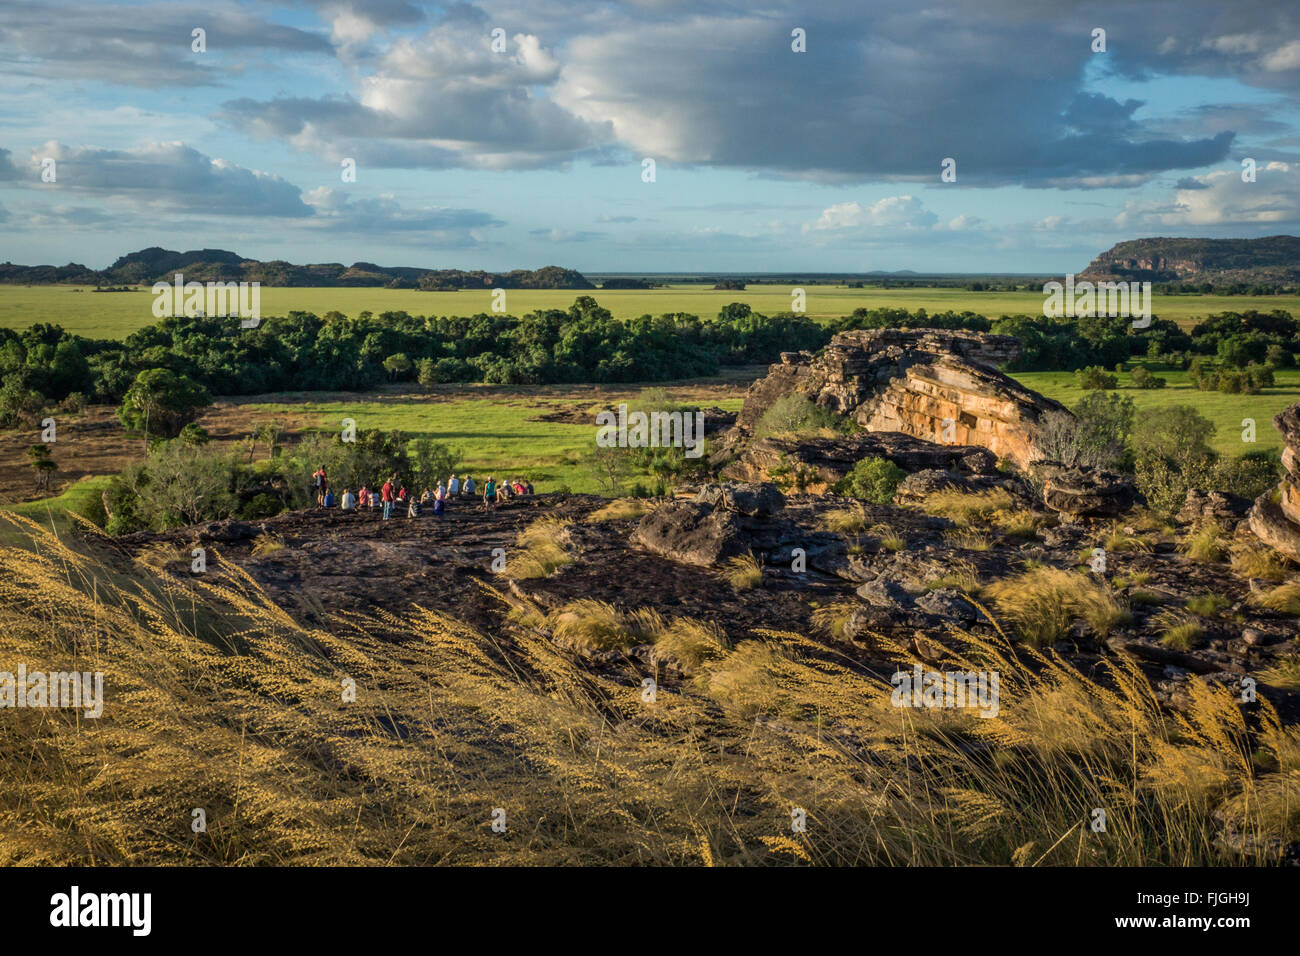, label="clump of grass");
[1128,589,1164,607]
[945,528,992,551]
[1102,524,1152,553]
[918,487,1015,526]
[811,600,860,642]
[1156,612,1205,651]
[653,618,730,673]
[701,642,785,717]
[1253,579,1300,615]
[993,508,1045,538]
[923,559,982,596]
[871,523,906,551]
[548,598,661,652]
[1181,523,1227,562]
[724,553,763,590]
[251,532,284,556]
[986,567,1128,646]
[587,498,650,522]
[508,518,574,578]
[820,505,869,535]
[1186,593,1231,617]
[1231,544,1291,583]
[1258,656,1300,690]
